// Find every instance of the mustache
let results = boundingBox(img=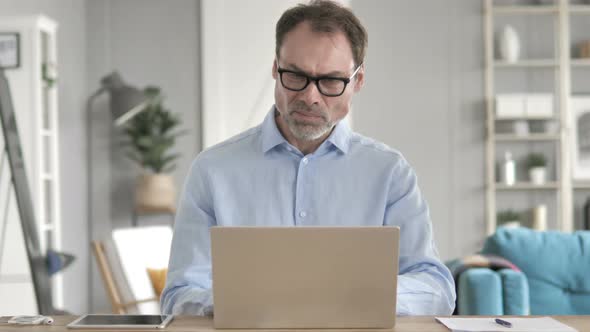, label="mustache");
[288,102,328,120]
